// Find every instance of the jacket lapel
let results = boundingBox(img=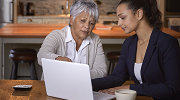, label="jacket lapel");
[141,29,159,81]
